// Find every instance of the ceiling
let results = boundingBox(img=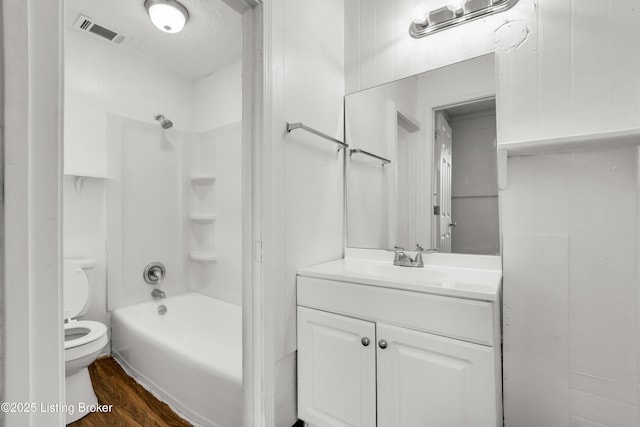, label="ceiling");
[65,0,242,80]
